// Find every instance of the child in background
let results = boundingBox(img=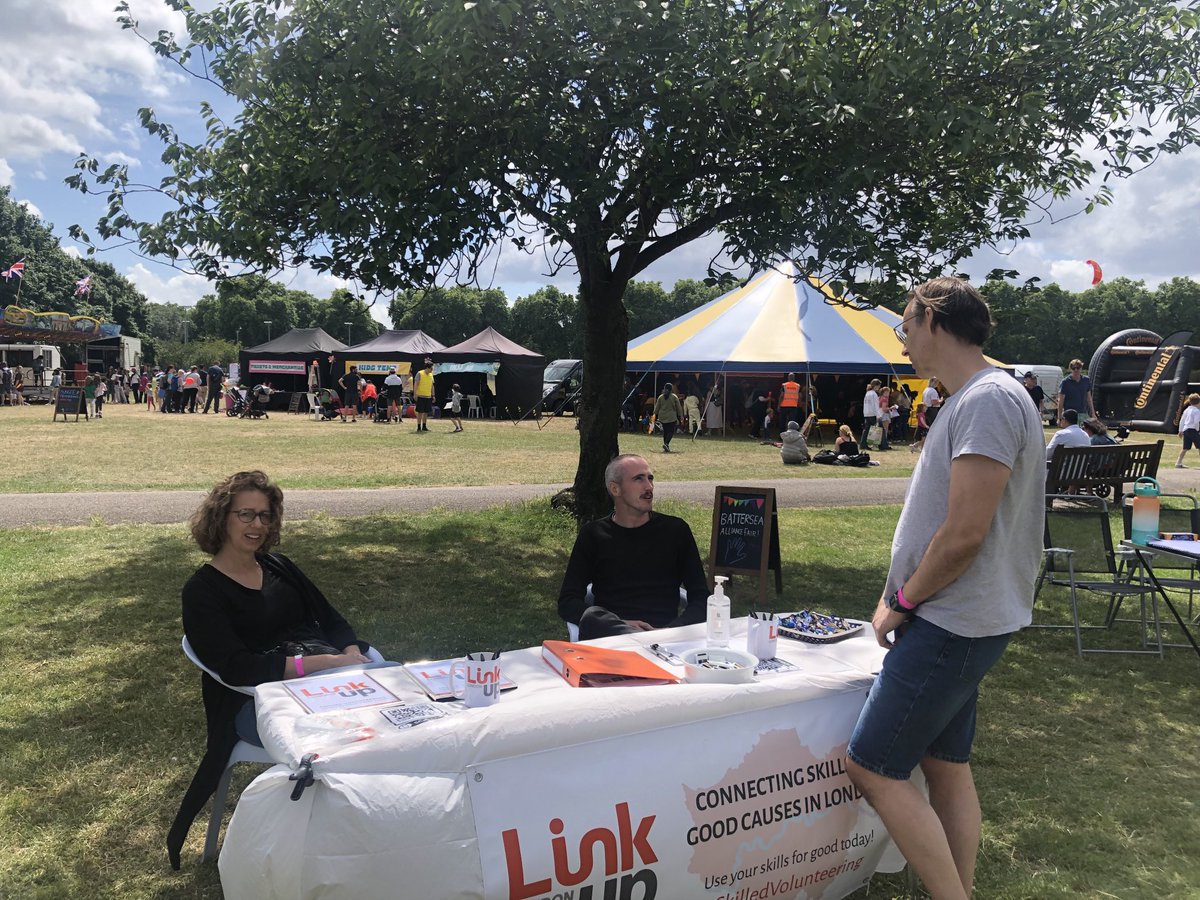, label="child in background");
[95,376,107,418]
[1176,392,1200,468]
[448,383,464,433]
[84,375,97,418]
[910,403,929,452]
[684,389,702,437]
